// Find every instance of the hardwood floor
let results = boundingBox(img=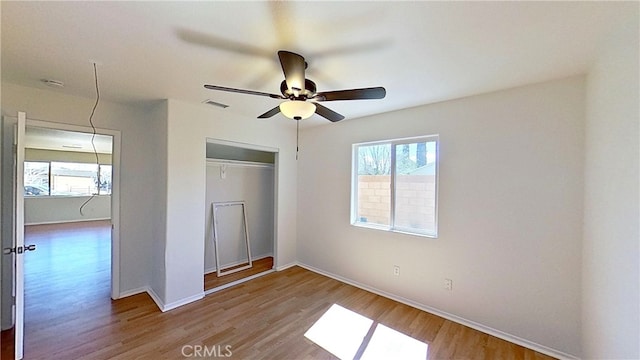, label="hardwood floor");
[2,220,111,360]
[204,257,274,291]
[1,327,14,359]
[5,221,556,359]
